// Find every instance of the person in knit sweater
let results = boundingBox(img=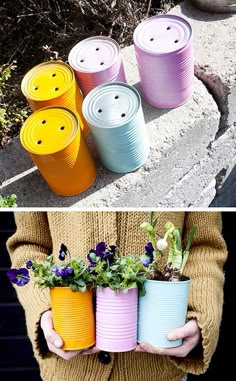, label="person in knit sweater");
[7,211,227,381]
